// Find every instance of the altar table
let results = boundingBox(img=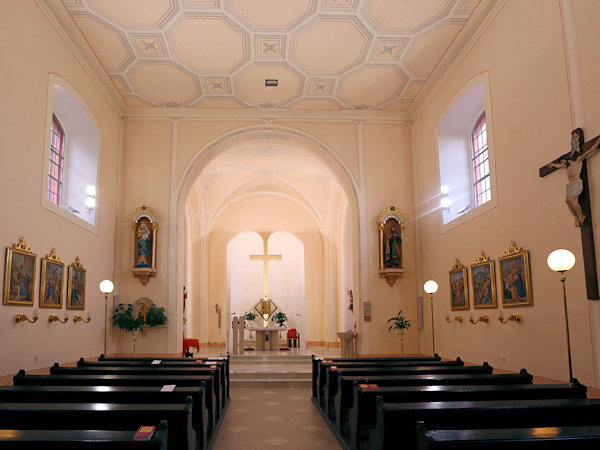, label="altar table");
[248,326,286,351]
